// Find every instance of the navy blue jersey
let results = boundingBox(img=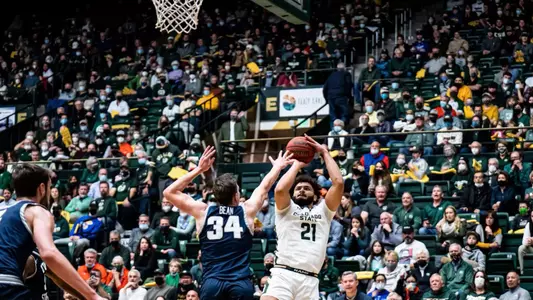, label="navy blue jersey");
[199,204,252,281]
[0,200,40,286]
[26,250,49,300]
